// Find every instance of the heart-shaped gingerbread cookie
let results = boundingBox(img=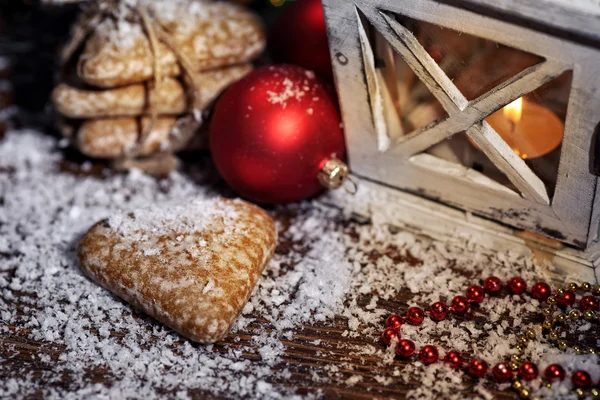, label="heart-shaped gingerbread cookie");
[78,198,277,343]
